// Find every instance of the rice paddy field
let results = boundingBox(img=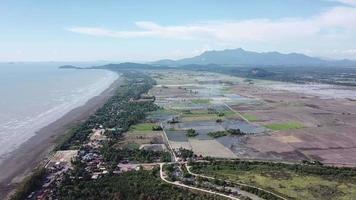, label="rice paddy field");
[119,121,166,151]
[145,69,356,167]
[146,70,270,159]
